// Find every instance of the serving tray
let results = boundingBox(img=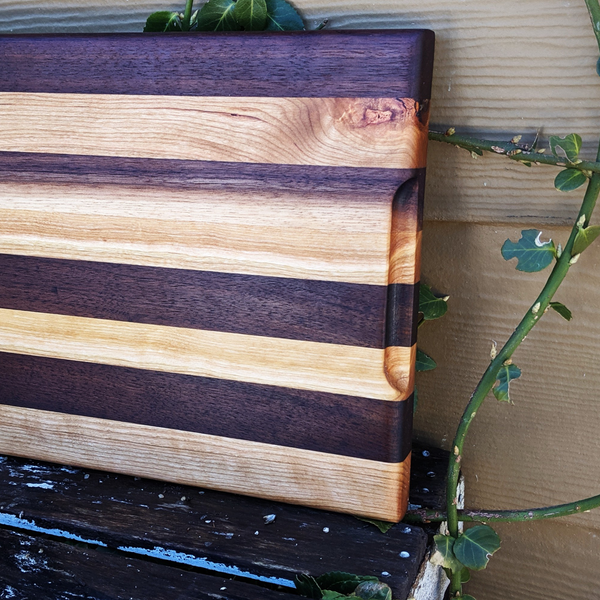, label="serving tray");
[0,30,434,521]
